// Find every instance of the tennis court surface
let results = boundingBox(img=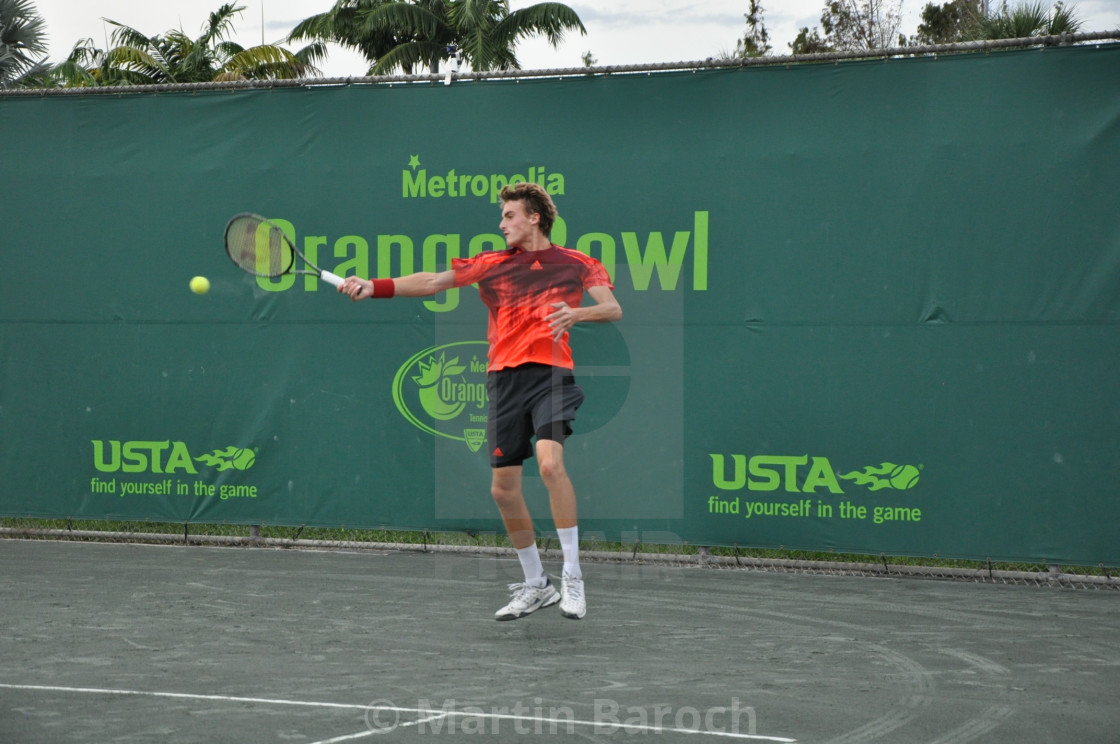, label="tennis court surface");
[1,539,1117,743]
